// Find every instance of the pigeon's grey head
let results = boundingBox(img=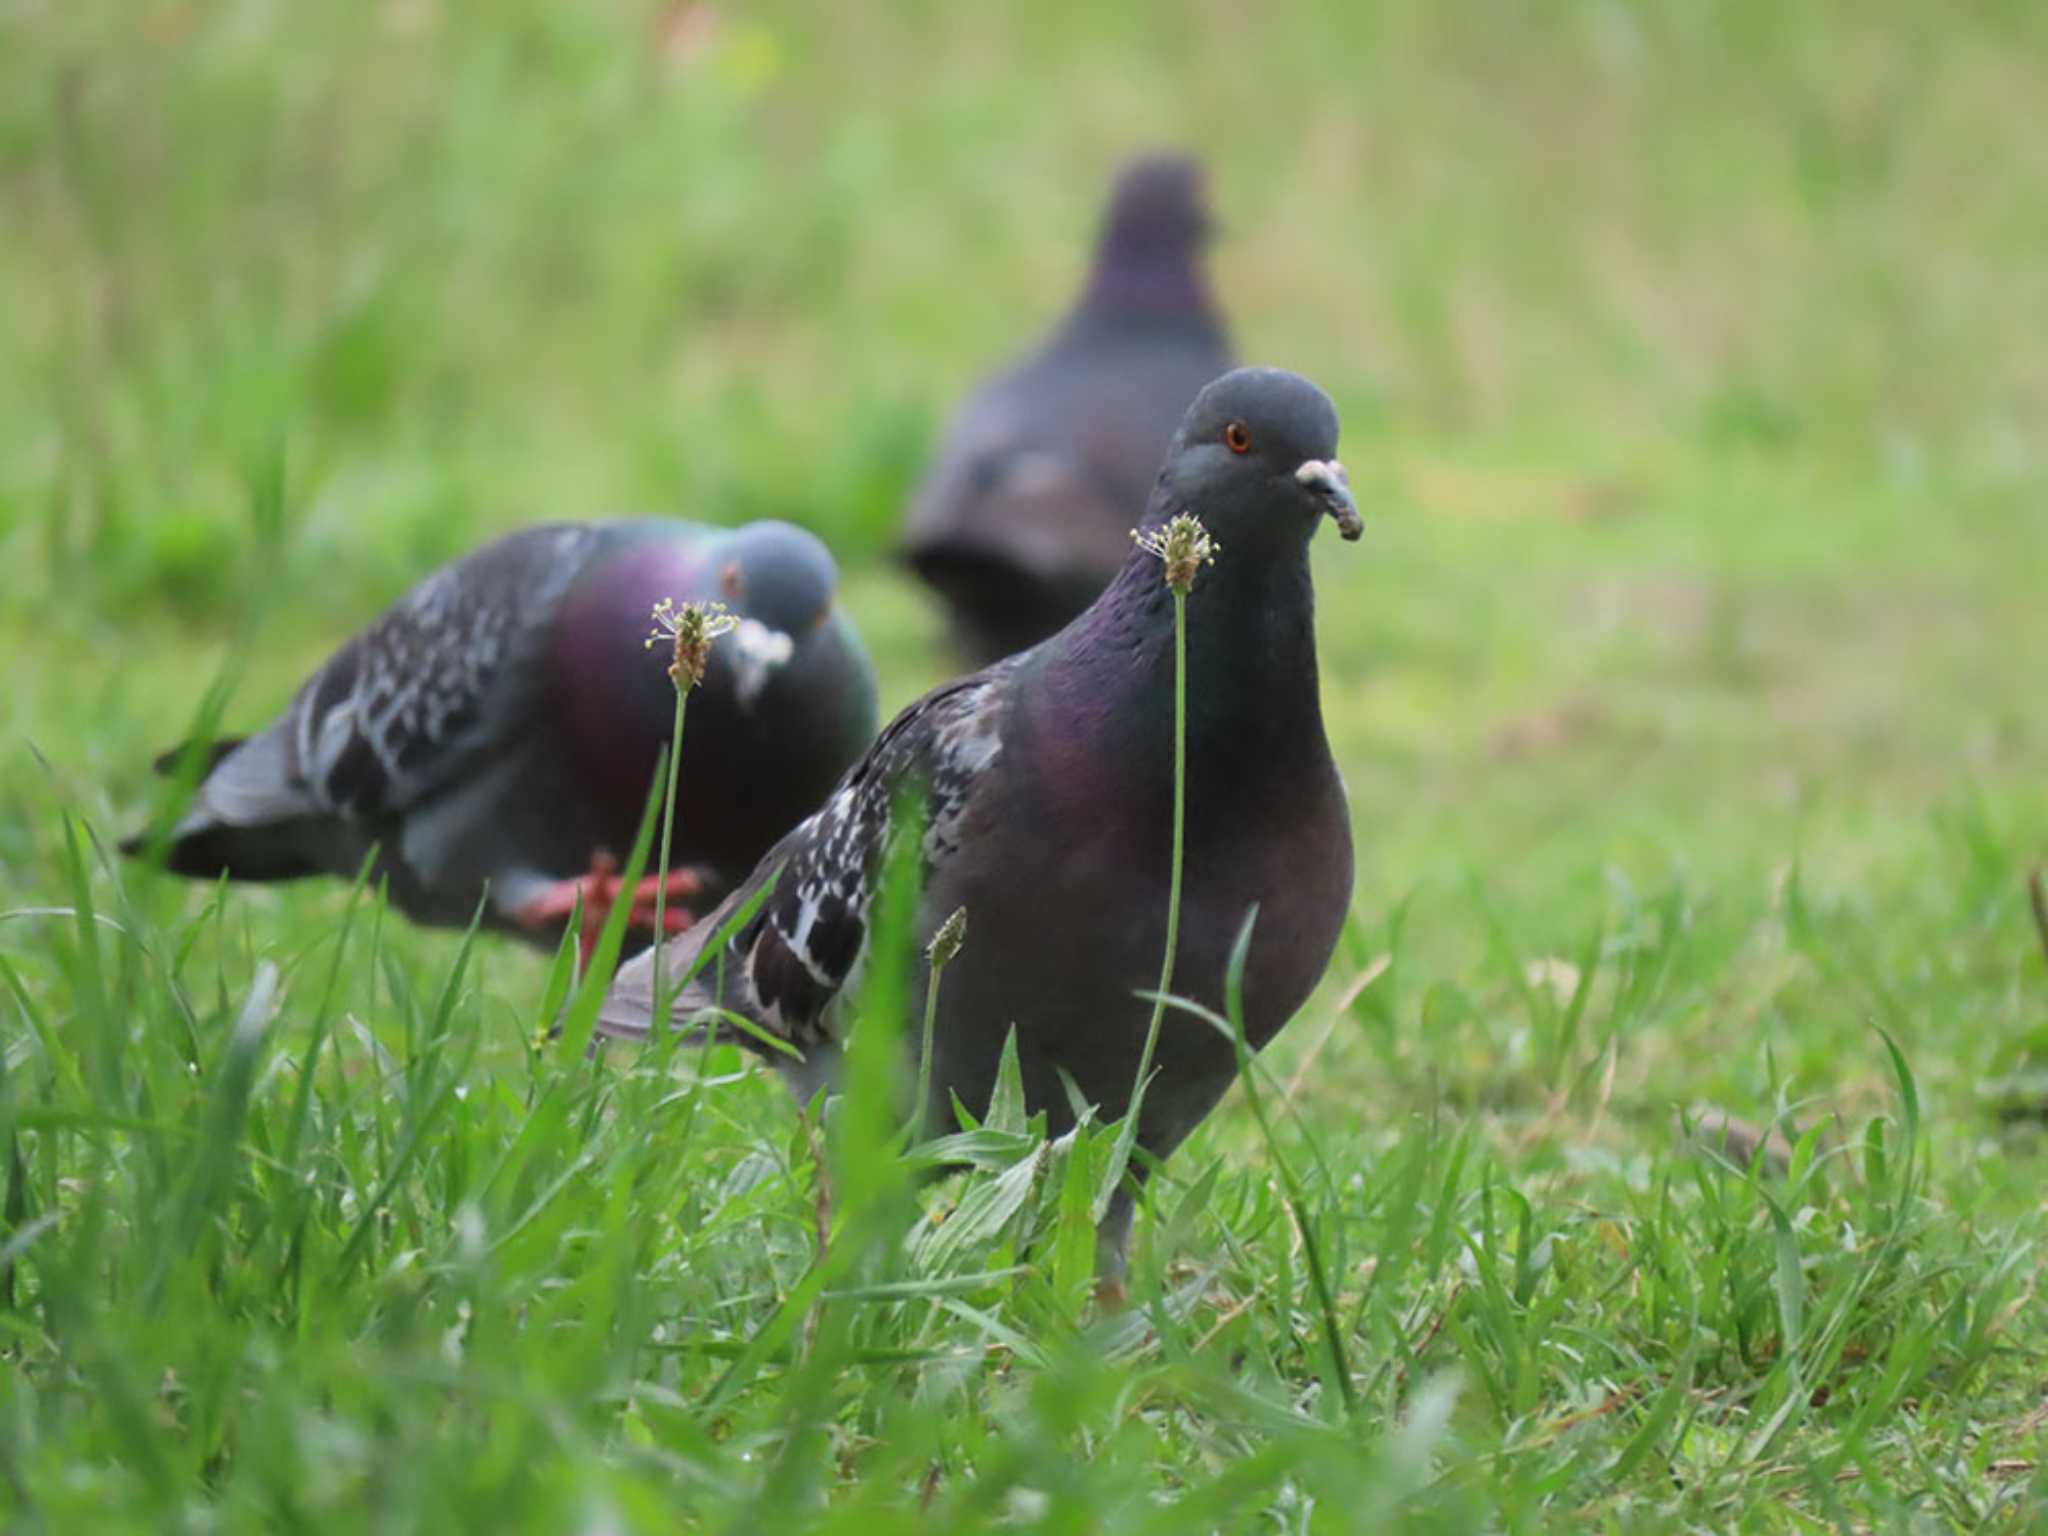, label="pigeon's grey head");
[1159,367,1363,548]
[1098,152,1215,265]
[710,521,842,705]
[716,521,838,635]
